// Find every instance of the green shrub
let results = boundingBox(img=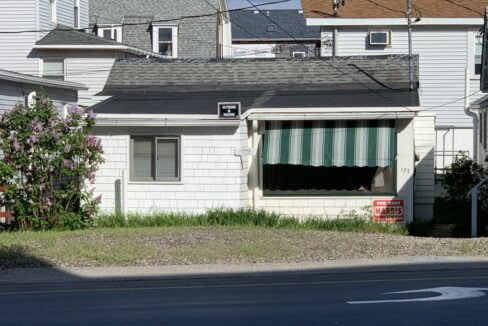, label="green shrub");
[0,95,104,230]
[439,155,488,236]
